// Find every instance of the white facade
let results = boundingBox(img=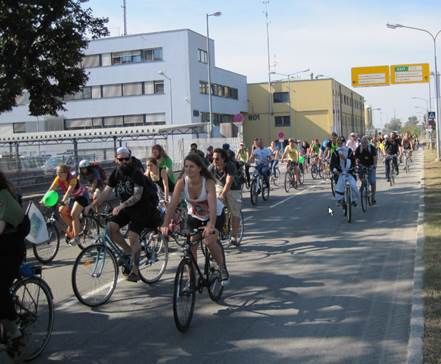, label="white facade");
[0,29,247,136]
